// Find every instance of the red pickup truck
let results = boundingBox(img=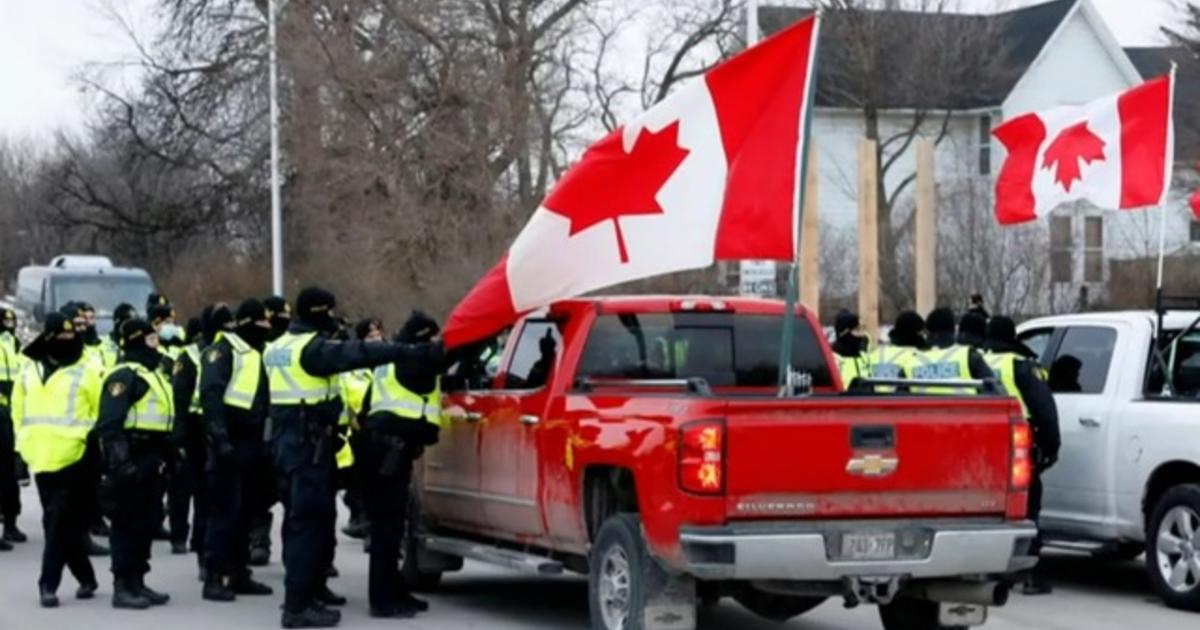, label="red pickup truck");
[404,296,1037,630]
